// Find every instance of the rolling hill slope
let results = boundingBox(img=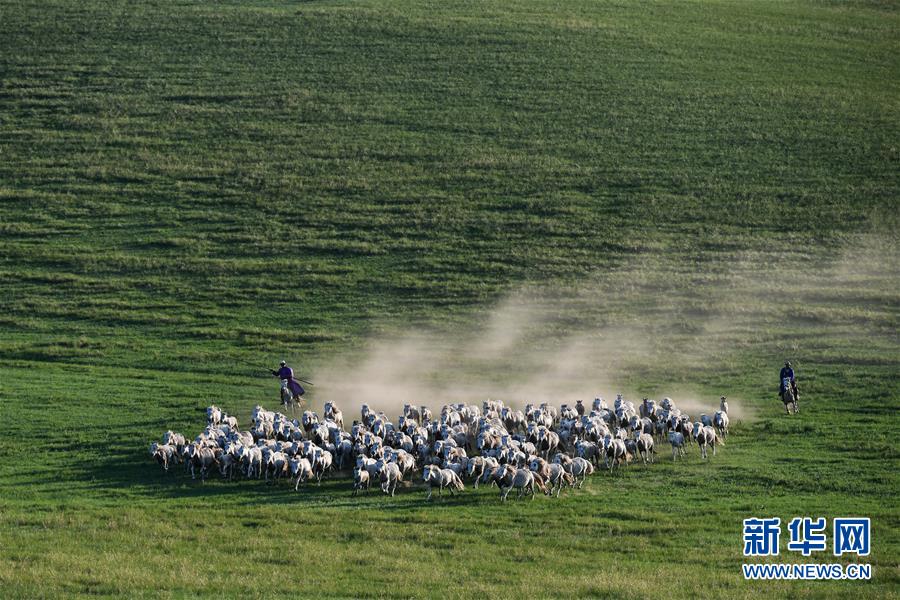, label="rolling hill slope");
[0,1,897,597]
